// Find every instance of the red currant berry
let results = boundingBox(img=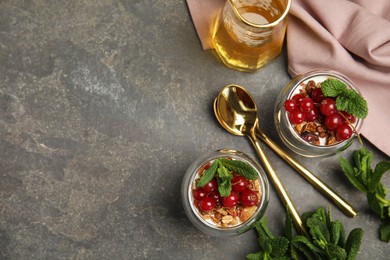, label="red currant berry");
[324,114,343,130]
[198,197,216,211]
[240,190,259,207]
[335,123,353,141]
[320,98,337,117]
[202,179,218,193]
[288,109,305,124]
[231,176,248,192]
[311,88,325,103]
[299,97,314,113]
[341,111,356,124]
[193,188,207,200]
[284,99,297,112]
[208,191,221,202]
[221,192,239,208]
[304,107,319,122]
[292,94,305,104]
